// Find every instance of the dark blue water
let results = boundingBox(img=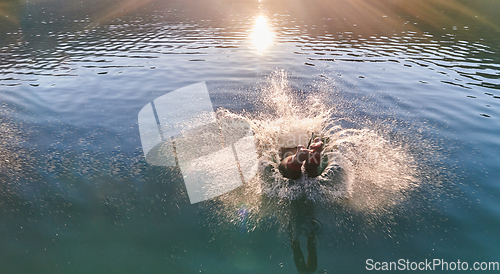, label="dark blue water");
[1,0,499,273]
